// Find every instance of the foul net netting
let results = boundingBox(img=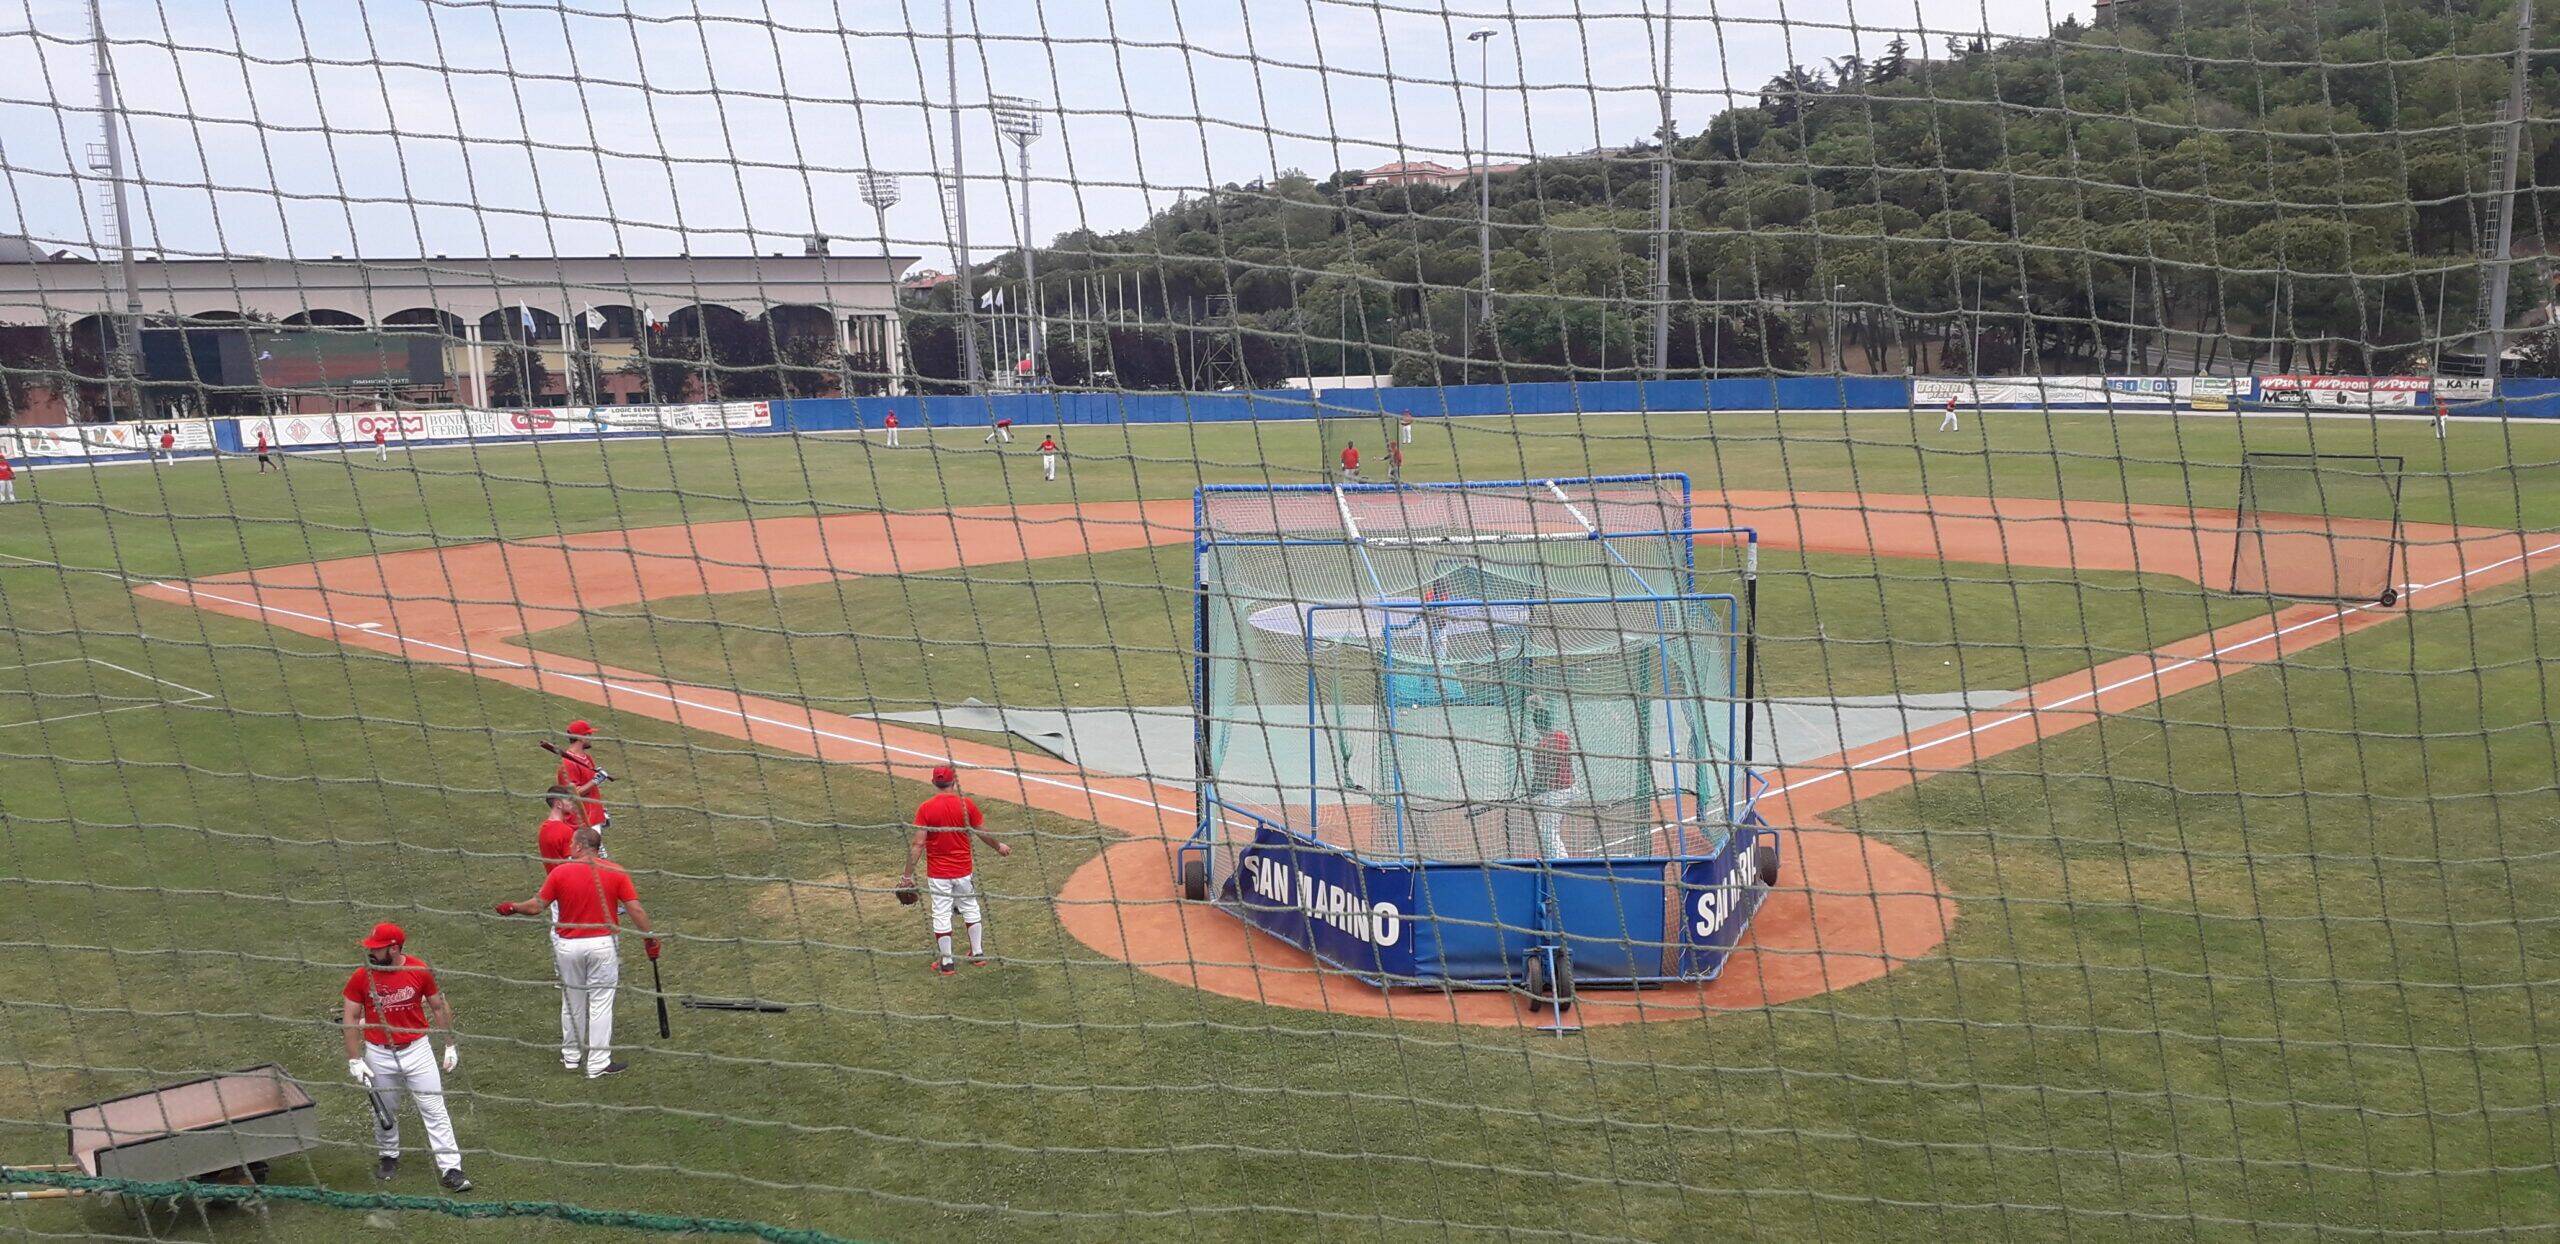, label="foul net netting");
[0,0,2556,1239]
